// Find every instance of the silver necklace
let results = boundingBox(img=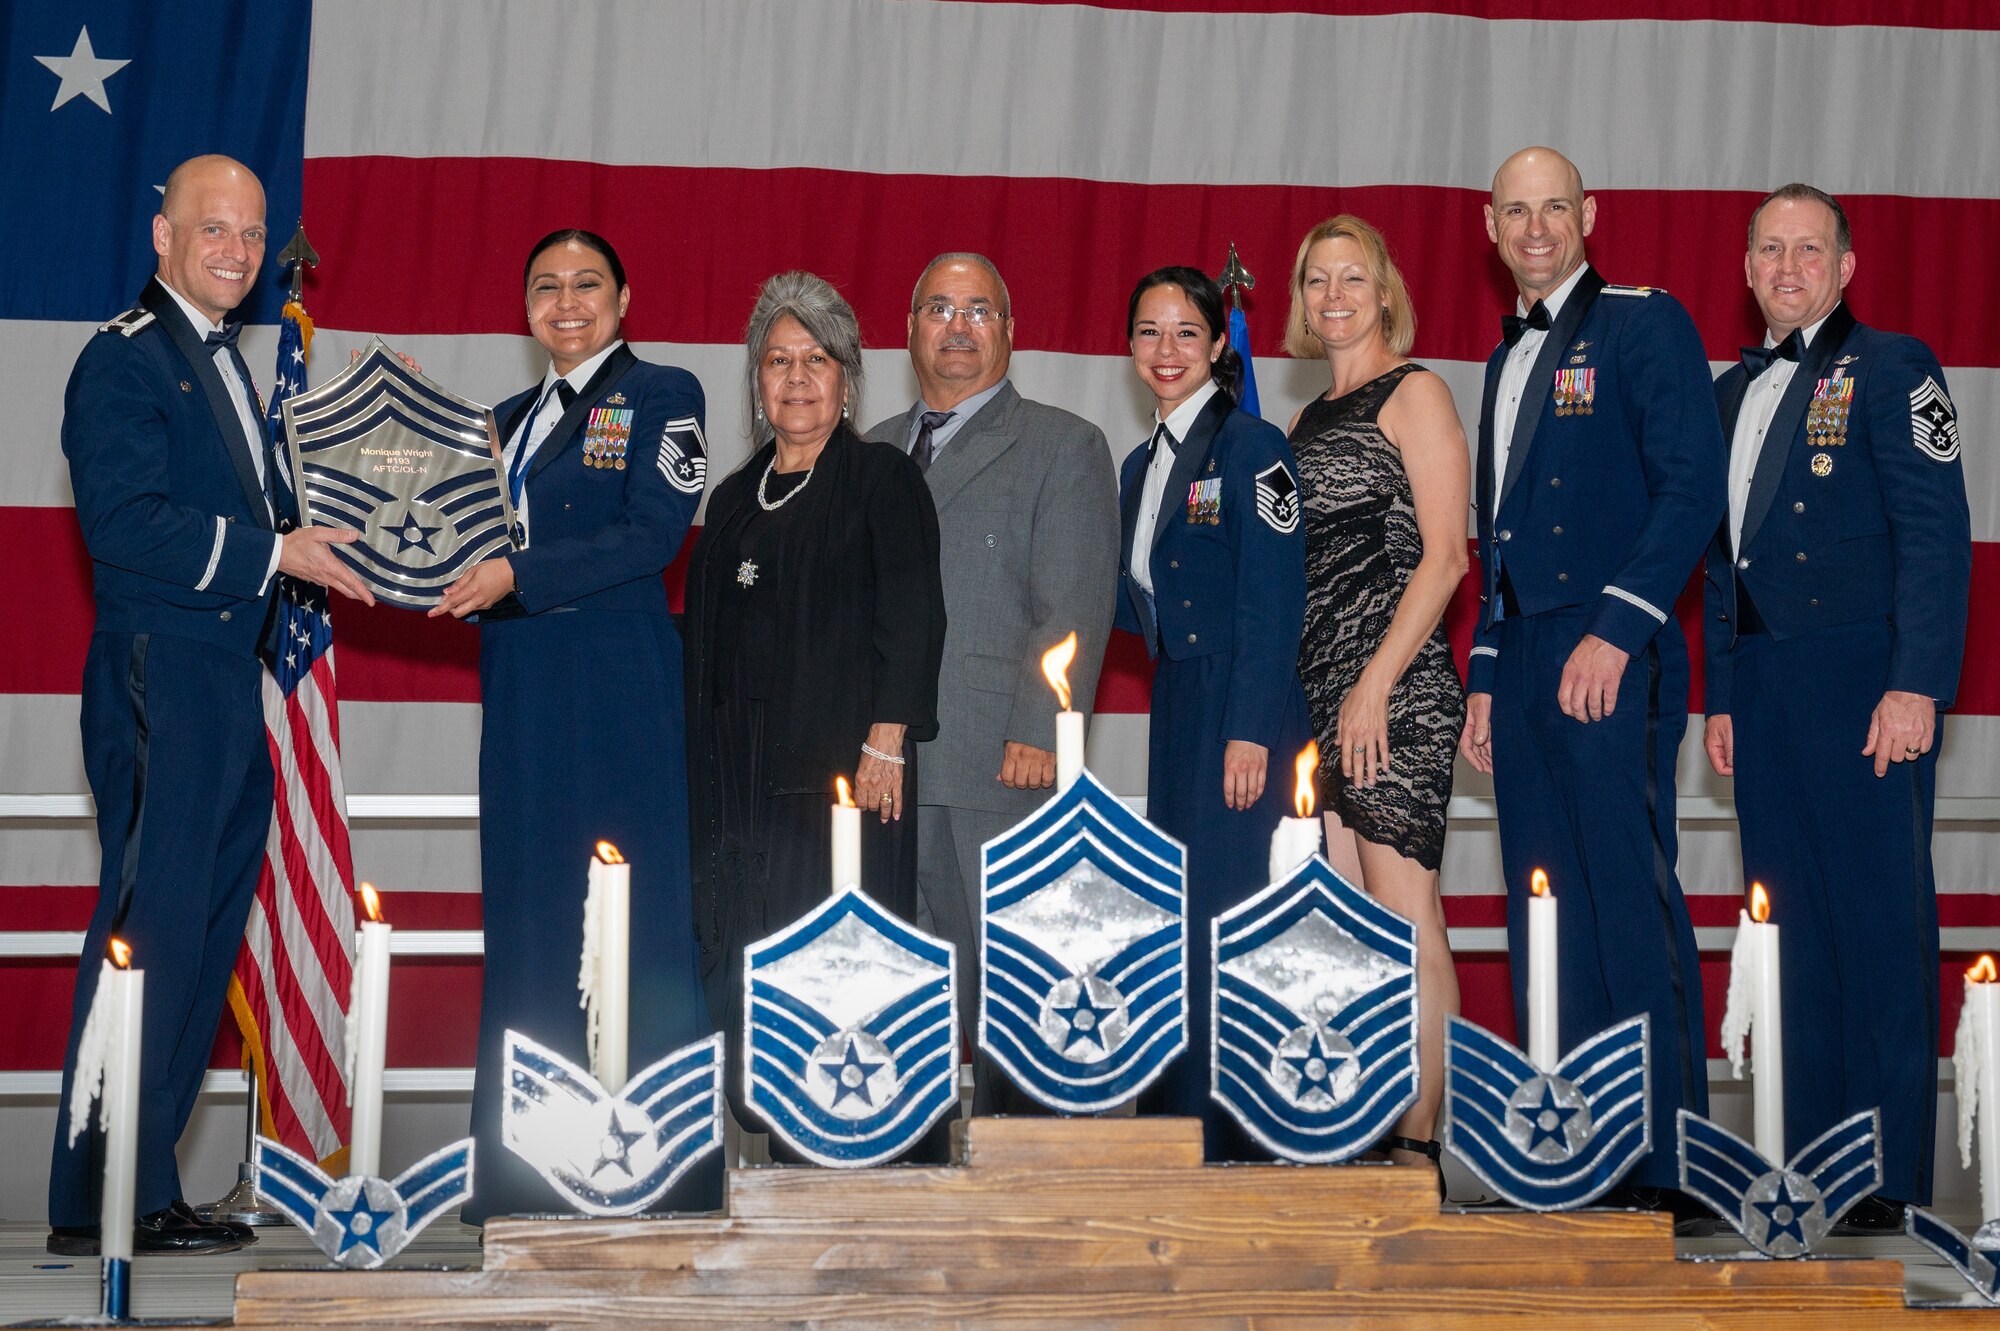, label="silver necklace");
[757,458,815,511]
